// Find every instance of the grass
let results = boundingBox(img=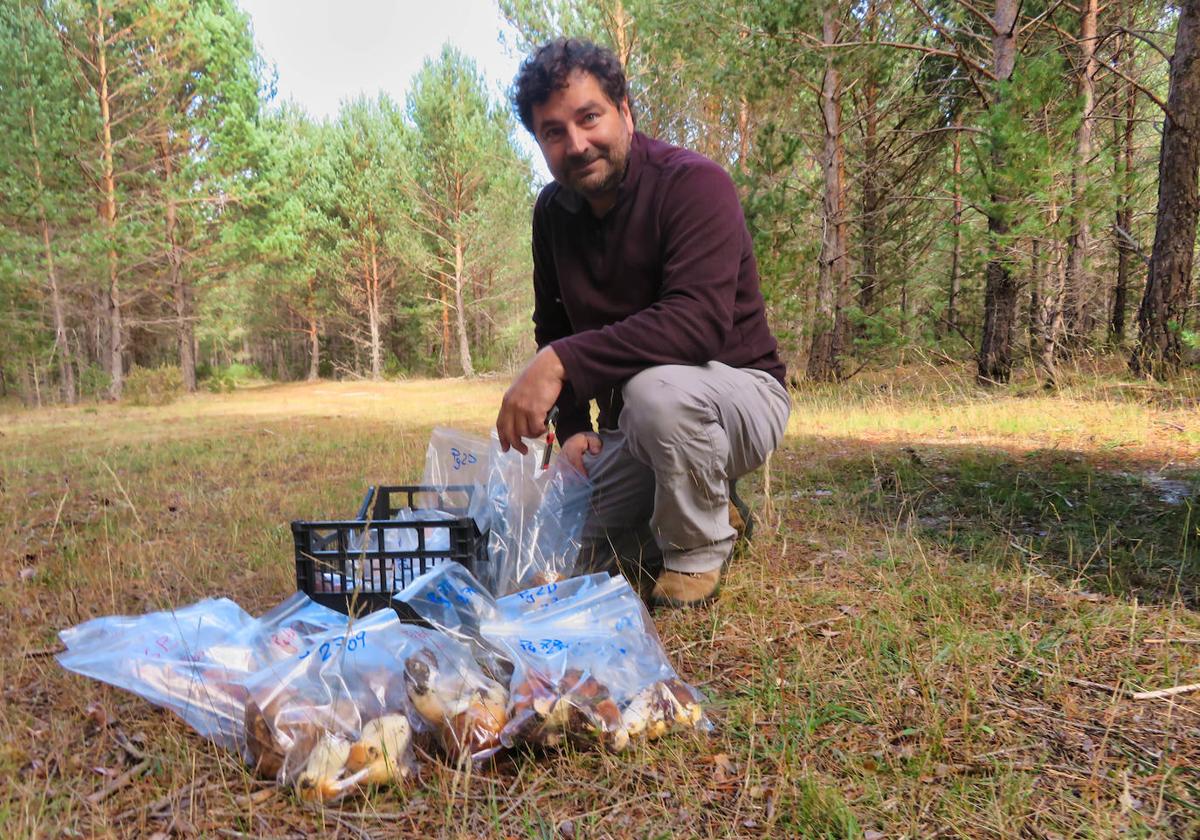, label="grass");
[2,361,1199,837]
